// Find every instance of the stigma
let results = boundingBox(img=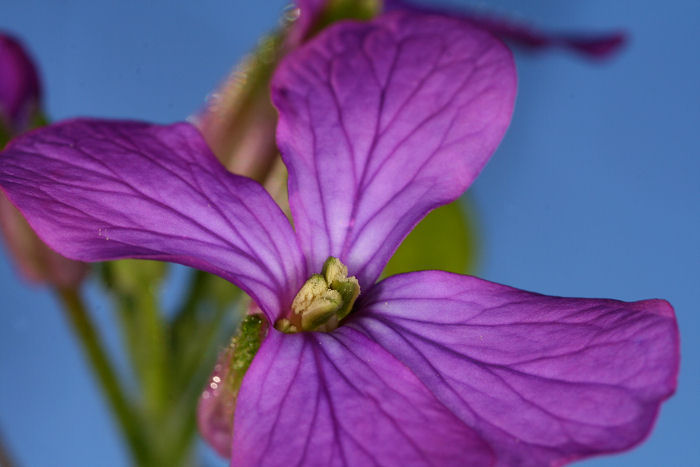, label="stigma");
[275,257,360,333]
